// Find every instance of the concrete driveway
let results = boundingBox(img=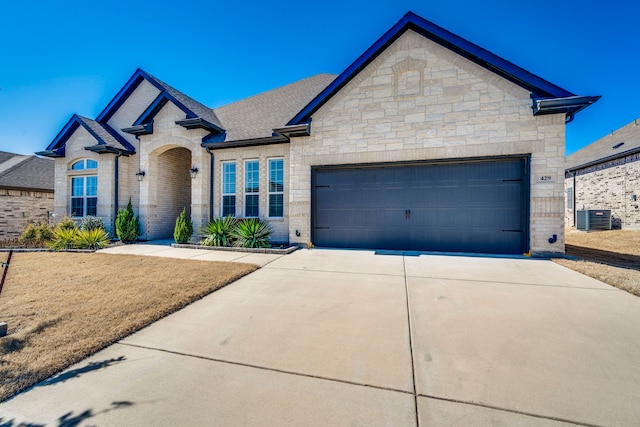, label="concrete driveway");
[1,248,639,426]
